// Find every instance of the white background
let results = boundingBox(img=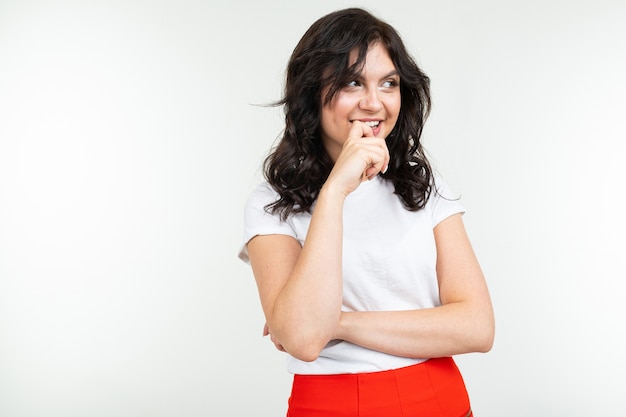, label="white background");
[1,0,625,416]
